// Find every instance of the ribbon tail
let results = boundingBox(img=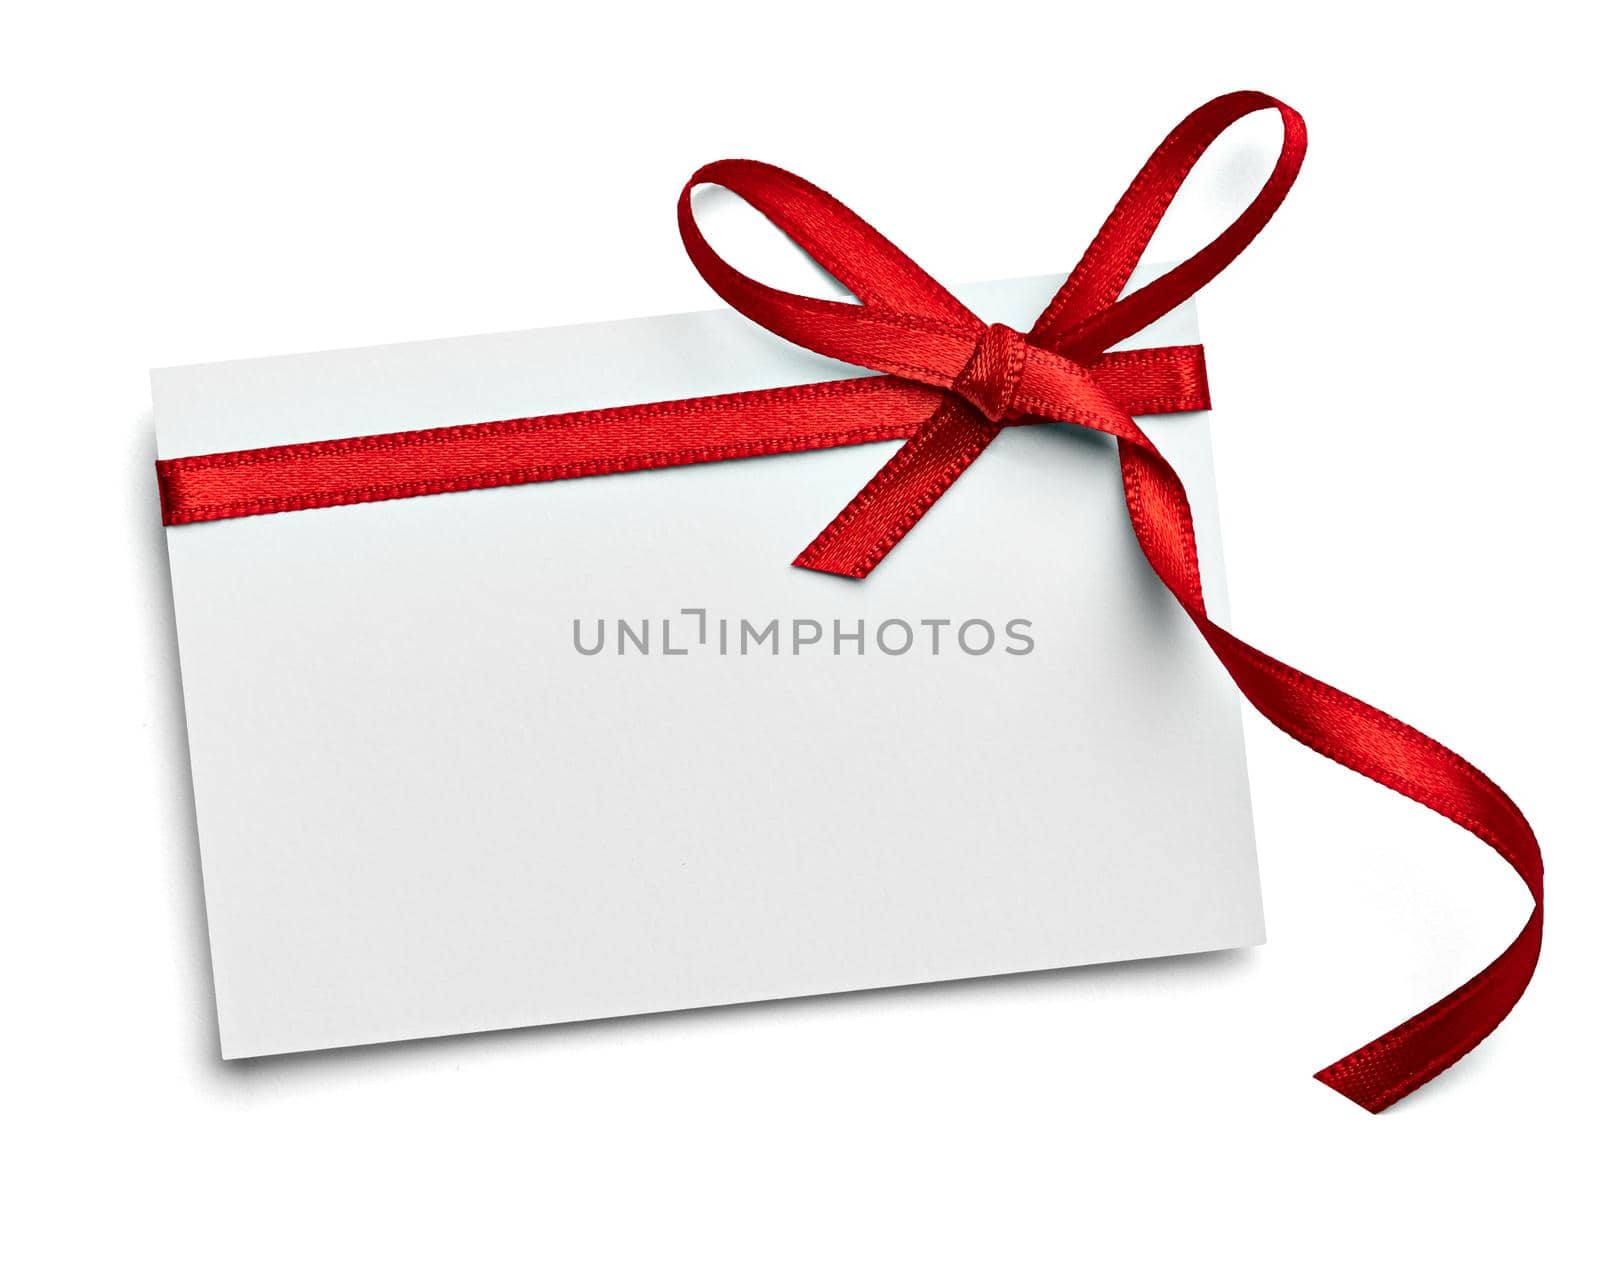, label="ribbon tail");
[1194,616,1543,1113]
[1113,432,1542,1111]
[1314,911,1542,1112]
[793,400,999,578]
